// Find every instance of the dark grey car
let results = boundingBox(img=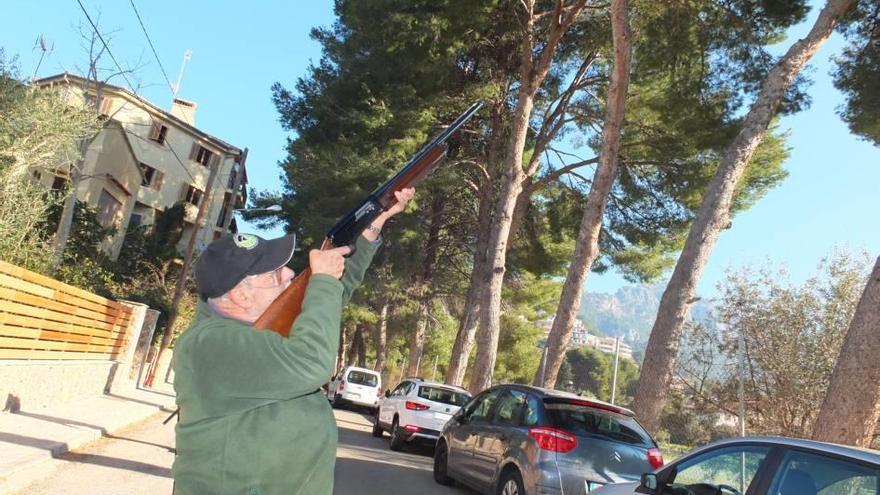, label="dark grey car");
[433,385,663,495]
[591,436,880,495]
